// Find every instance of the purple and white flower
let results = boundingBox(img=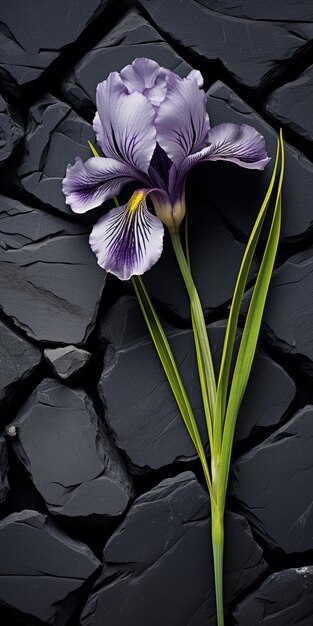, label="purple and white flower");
[62,58,270,280]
